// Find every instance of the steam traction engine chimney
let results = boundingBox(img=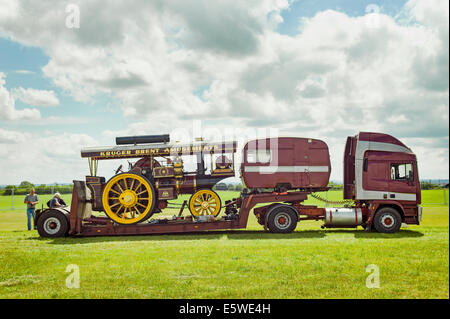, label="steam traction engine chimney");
[116,134,170,145]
